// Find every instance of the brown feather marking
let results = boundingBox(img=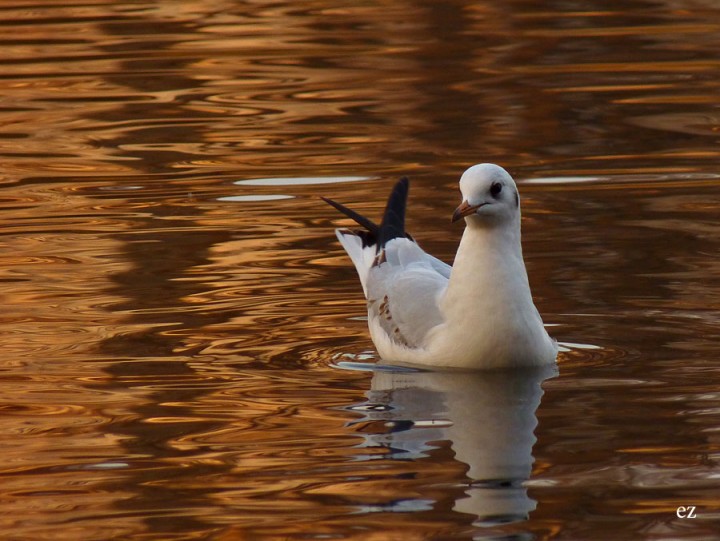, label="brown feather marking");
[372,249,387,267]
[371,294,409,347]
